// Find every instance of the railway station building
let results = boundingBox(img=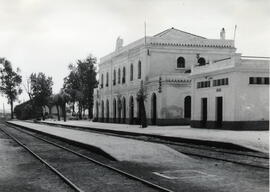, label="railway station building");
[93,27,269,129]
